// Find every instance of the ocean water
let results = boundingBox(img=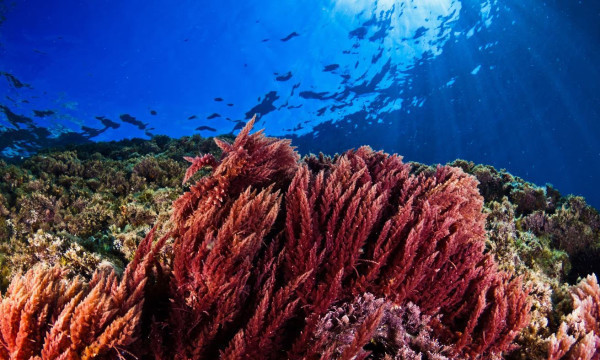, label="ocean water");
[0,0,599,208]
